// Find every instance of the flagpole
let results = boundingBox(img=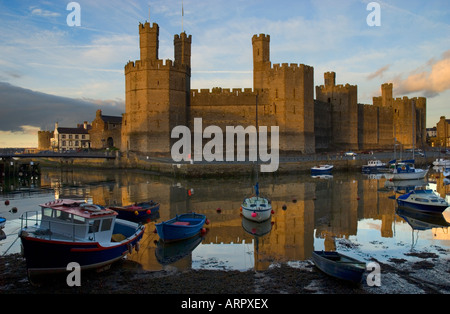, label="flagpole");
[181,0,184,33]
